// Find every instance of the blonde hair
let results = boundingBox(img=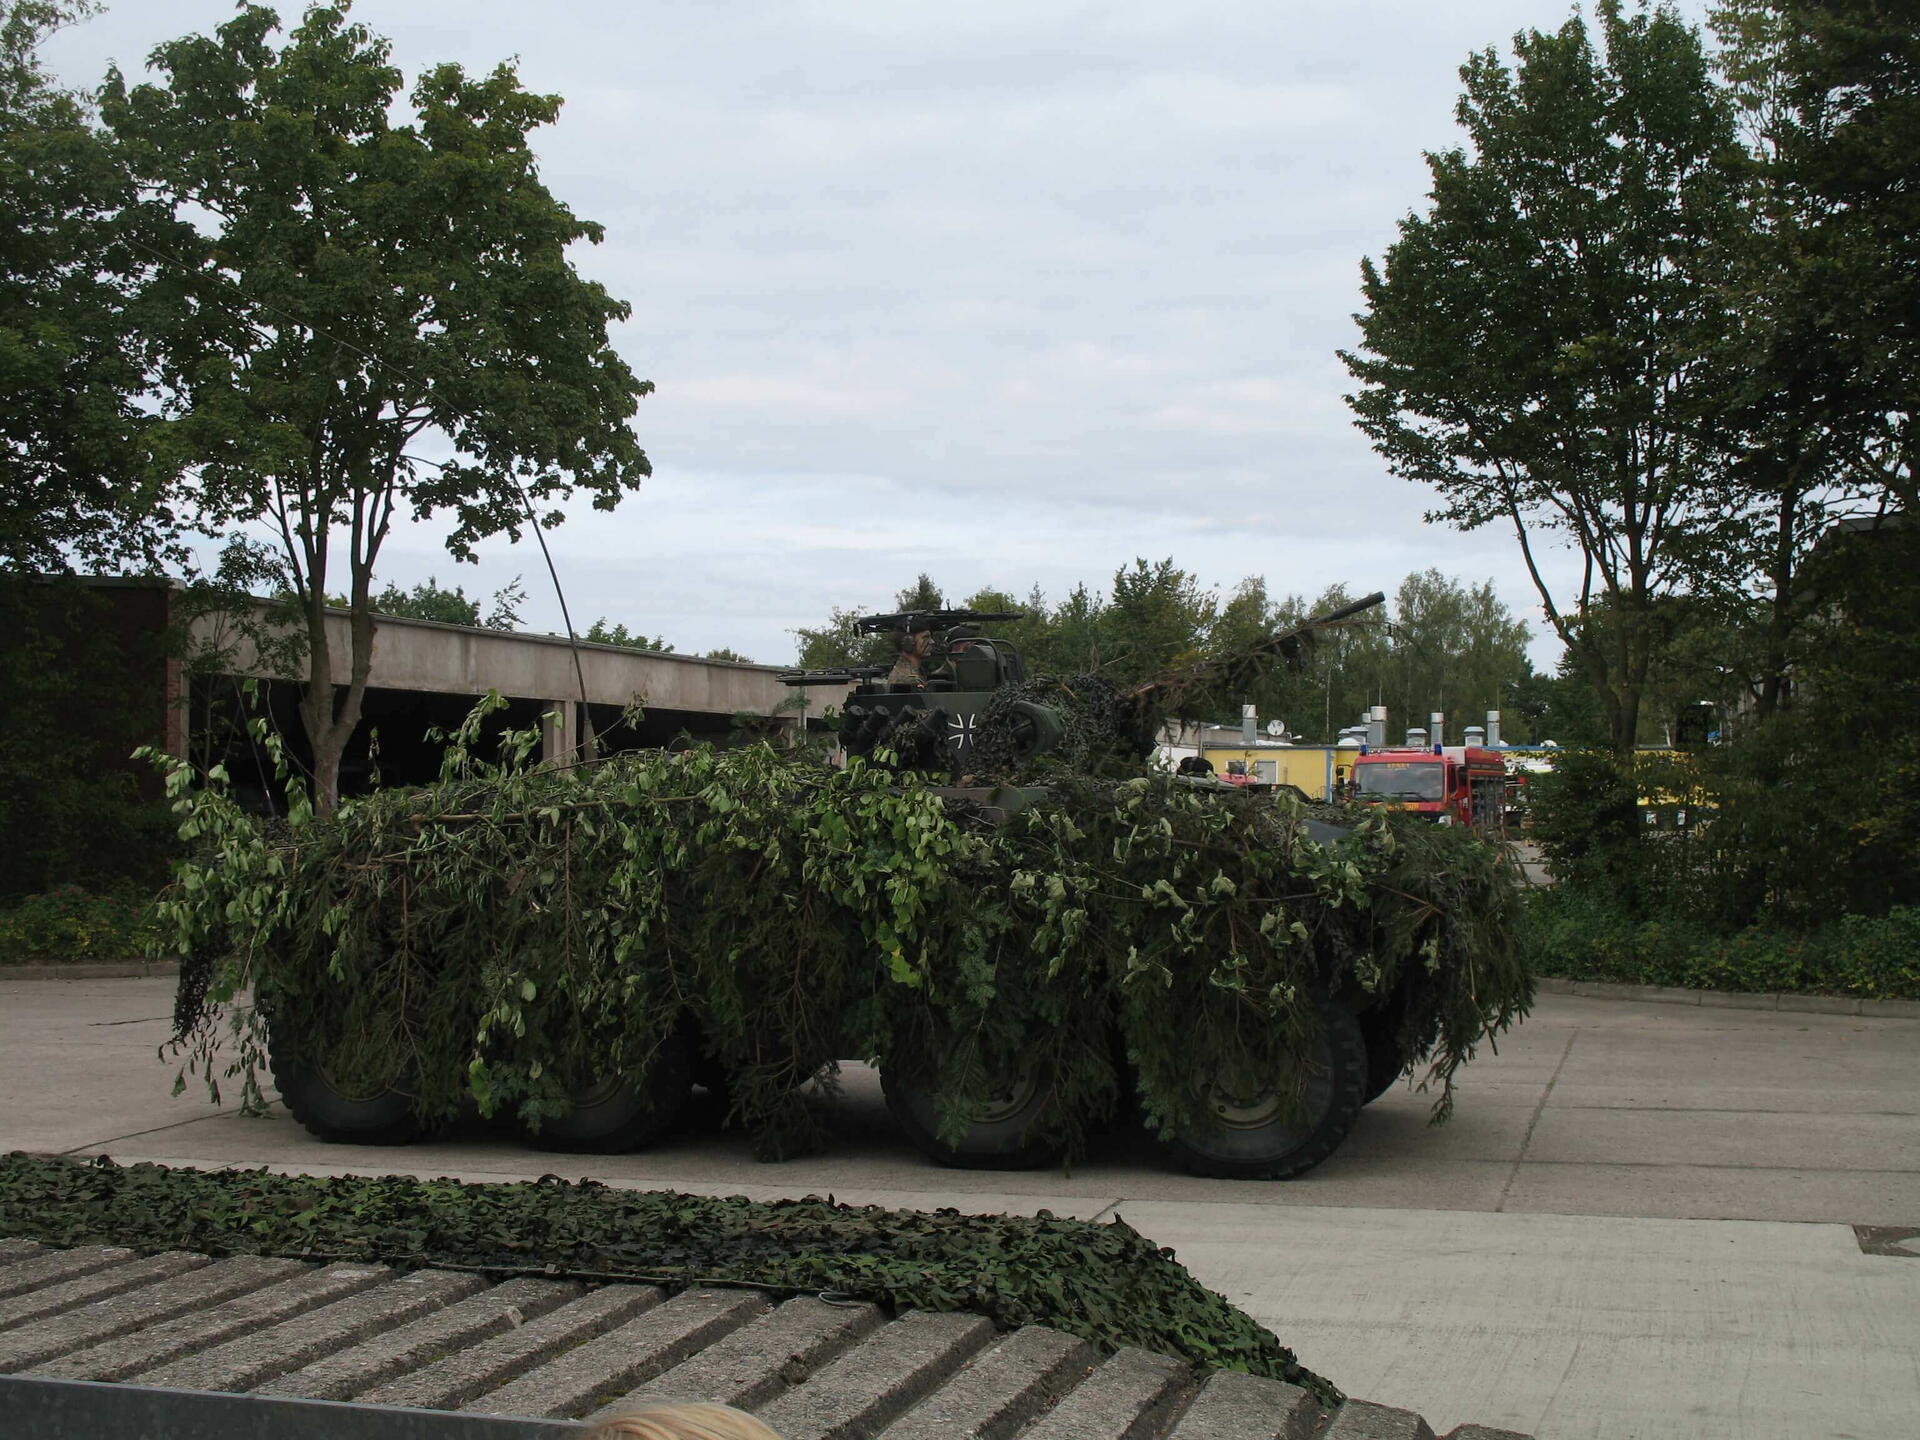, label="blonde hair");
[581,1402,784,1440]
